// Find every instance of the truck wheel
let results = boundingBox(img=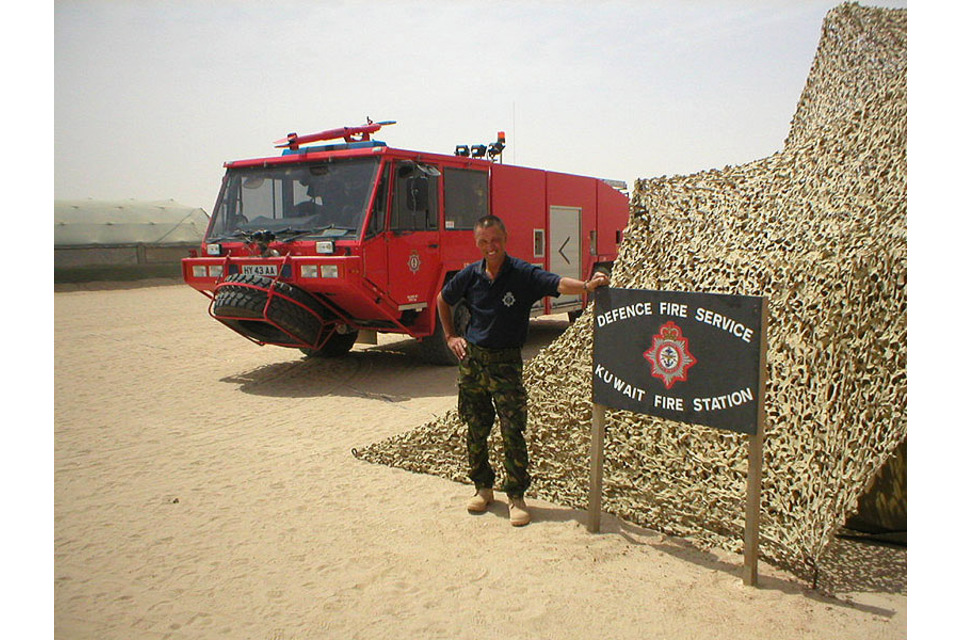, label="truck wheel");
[212,273,324,346]
[420,301,470,366]
[300,327,358,358]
